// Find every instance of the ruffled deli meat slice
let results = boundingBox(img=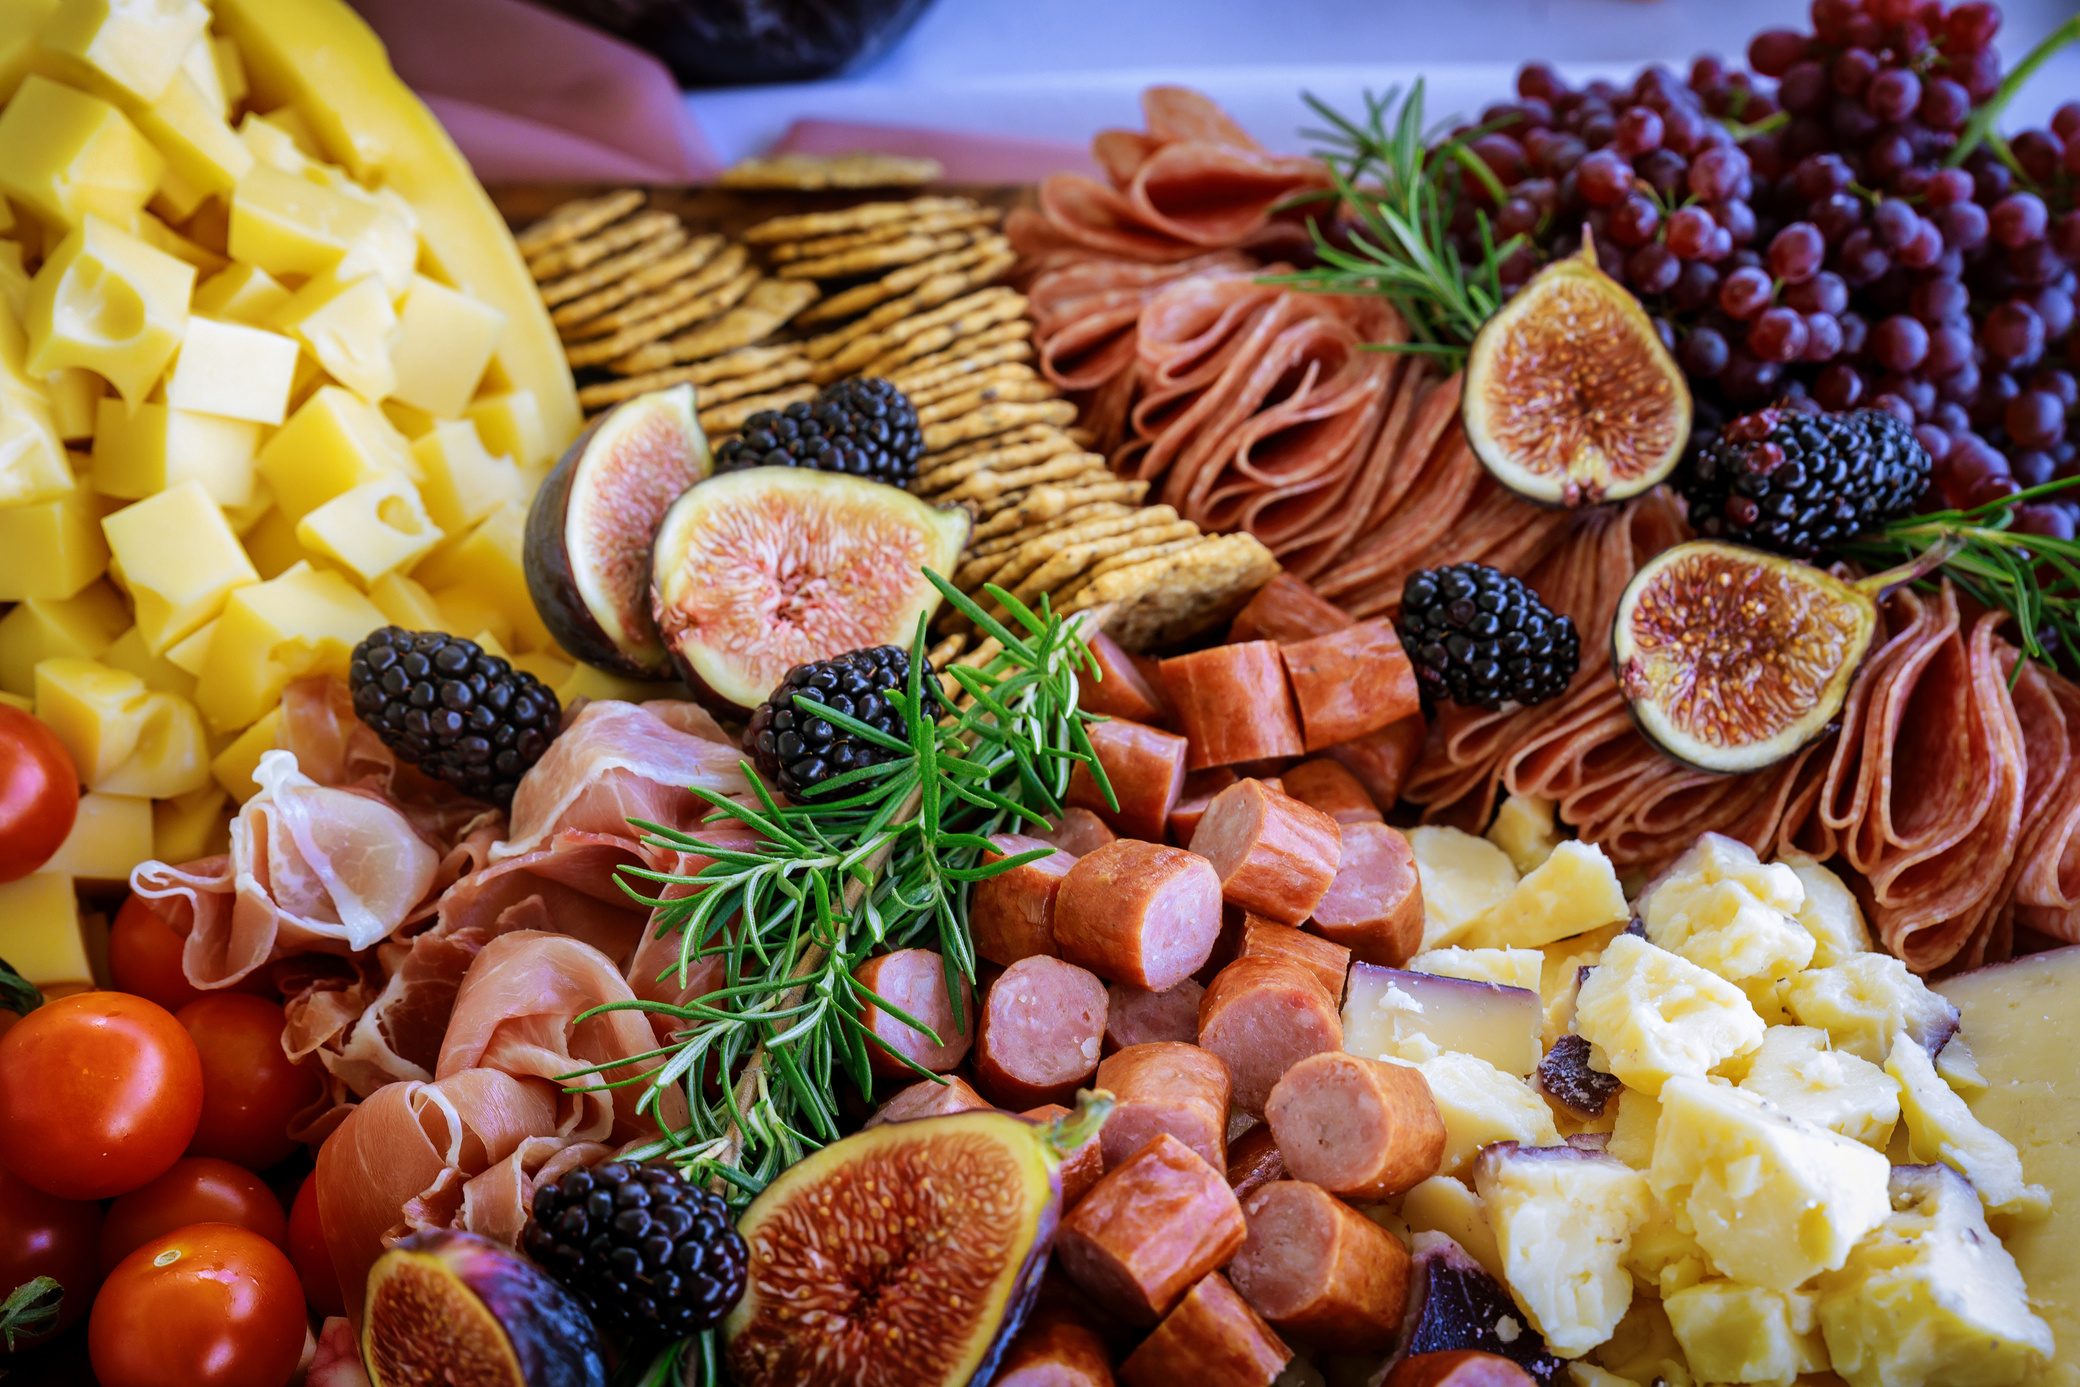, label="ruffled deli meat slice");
[317,931,664,1329]
[2010,667,2080,944]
